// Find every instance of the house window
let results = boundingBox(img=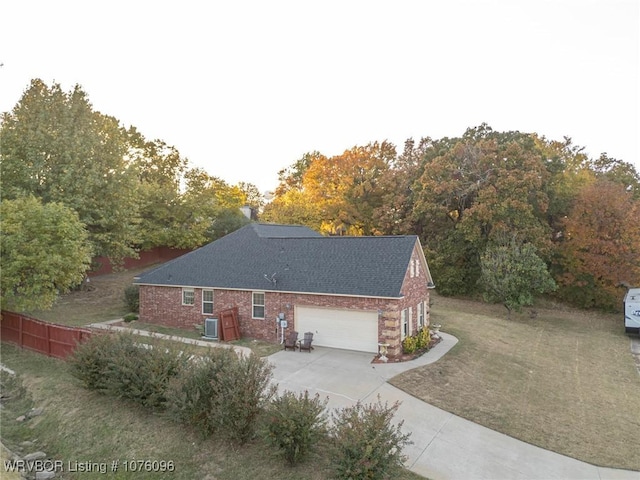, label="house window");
[410,259,415,278]
[202,290,214,314]
[182,288,195,306]
[415,259,420,277]
[418,301,424,328]
[401,308,408,339]
[252,292,265,319]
